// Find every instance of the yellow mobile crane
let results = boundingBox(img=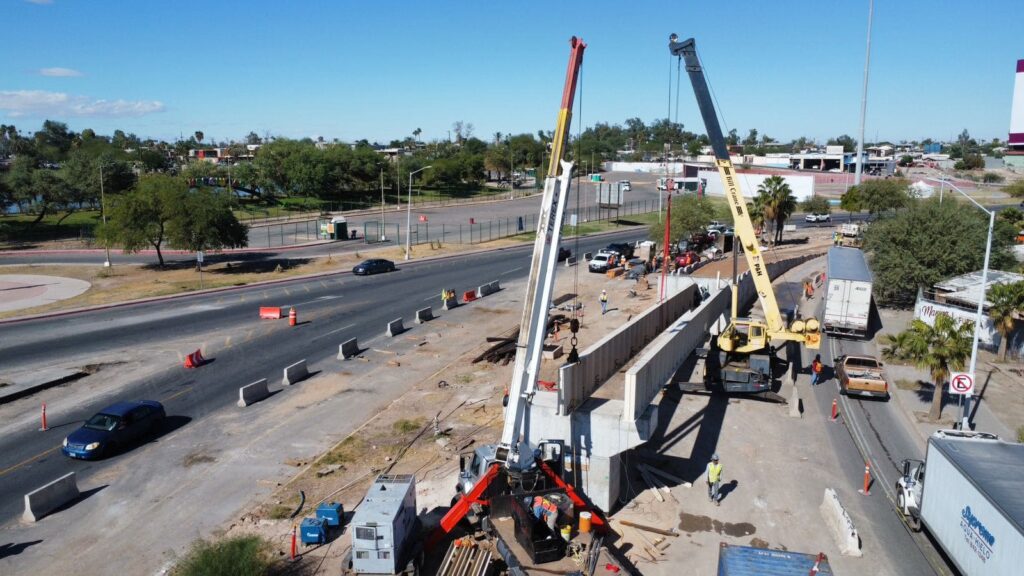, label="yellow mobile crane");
[669,35,819,394]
